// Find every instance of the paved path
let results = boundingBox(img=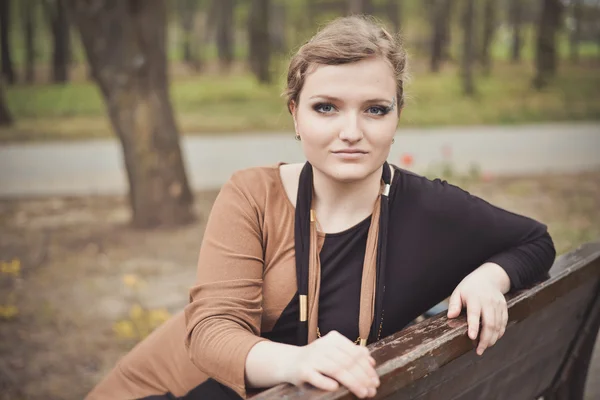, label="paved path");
[0,123,599,197]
